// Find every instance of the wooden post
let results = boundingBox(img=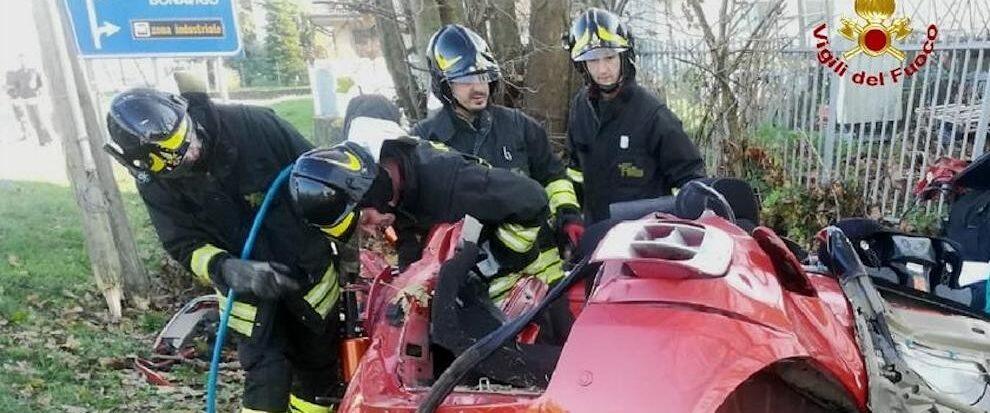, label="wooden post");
[34,0,151,319]
[79,59,152,311]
